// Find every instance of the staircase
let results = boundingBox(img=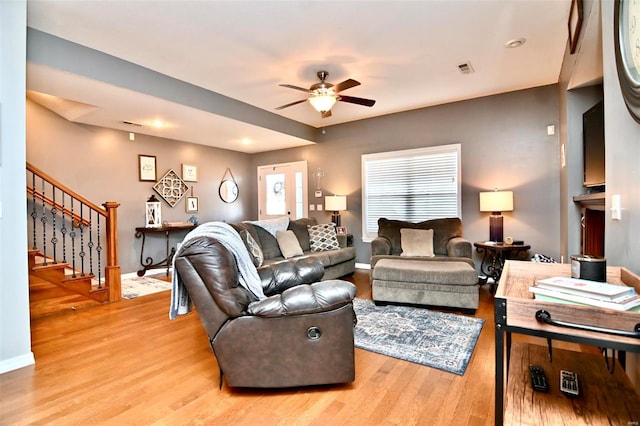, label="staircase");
[28,250,109,302]
[26,162,121,303]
